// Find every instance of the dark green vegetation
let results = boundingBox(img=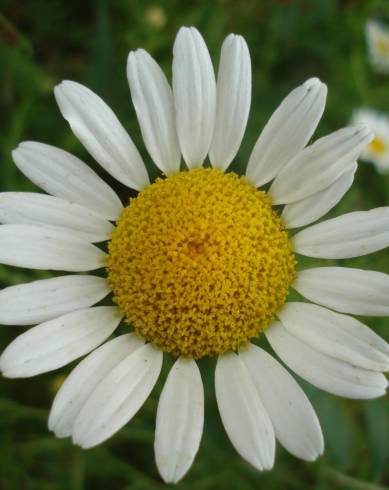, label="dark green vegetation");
[0,0,388,489]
